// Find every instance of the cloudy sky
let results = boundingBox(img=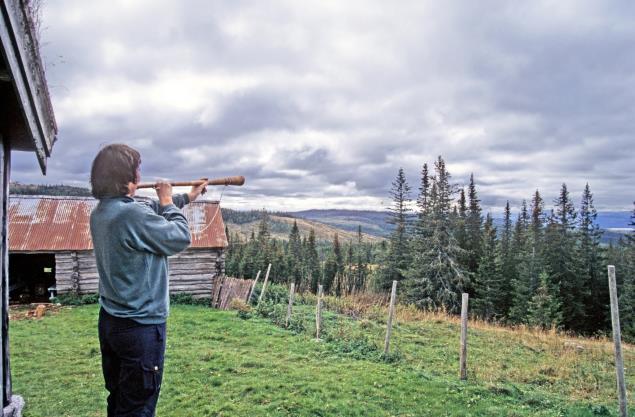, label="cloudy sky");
[13,0,635,212]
